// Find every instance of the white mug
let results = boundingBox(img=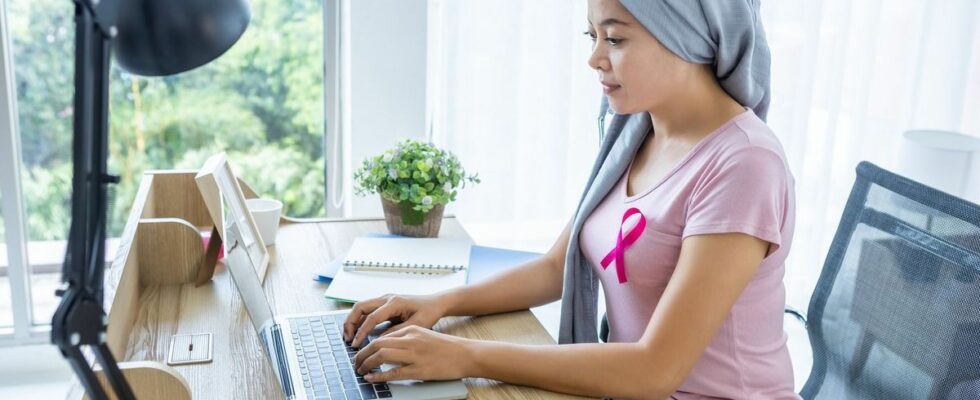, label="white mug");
[246,198,283,246]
